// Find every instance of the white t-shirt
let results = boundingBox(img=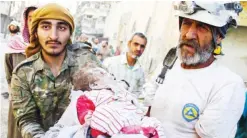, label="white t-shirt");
[151,60,246,138]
